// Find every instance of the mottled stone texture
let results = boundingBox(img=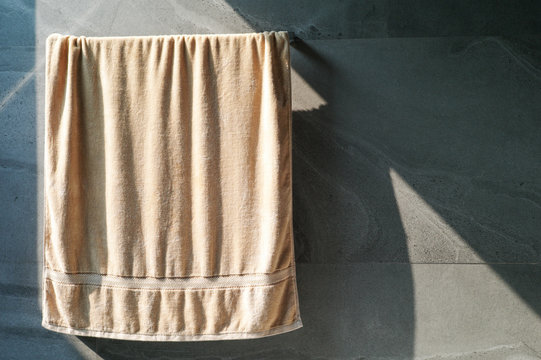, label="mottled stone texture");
[1,0,541,358]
